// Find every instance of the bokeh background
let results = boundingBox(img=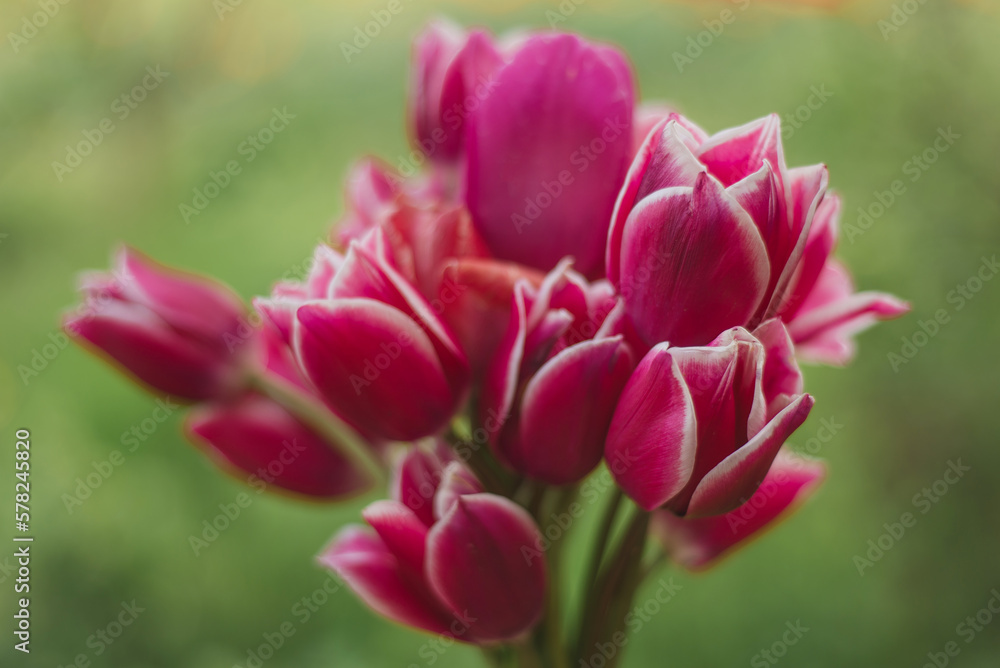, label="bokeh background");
[2,0,999,666]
